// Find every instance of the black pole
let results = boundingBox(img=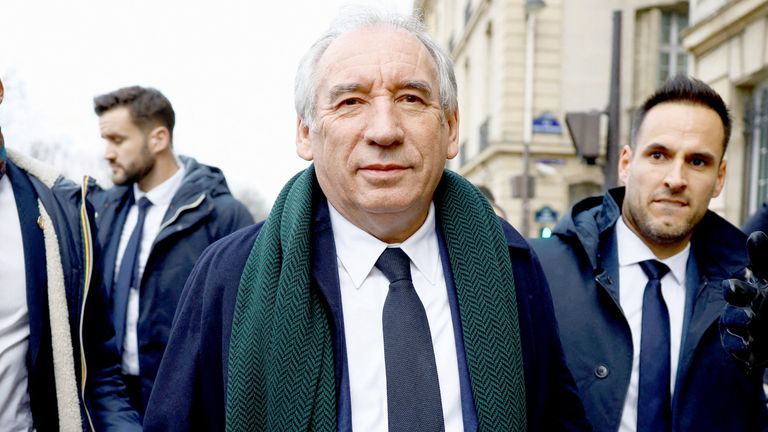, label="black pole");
[605,10,622,190]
